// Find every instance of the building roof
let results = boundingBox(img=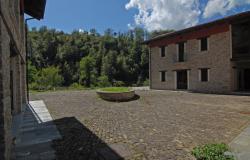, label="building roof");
[144,10,250,45]
[24,0,46,20]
